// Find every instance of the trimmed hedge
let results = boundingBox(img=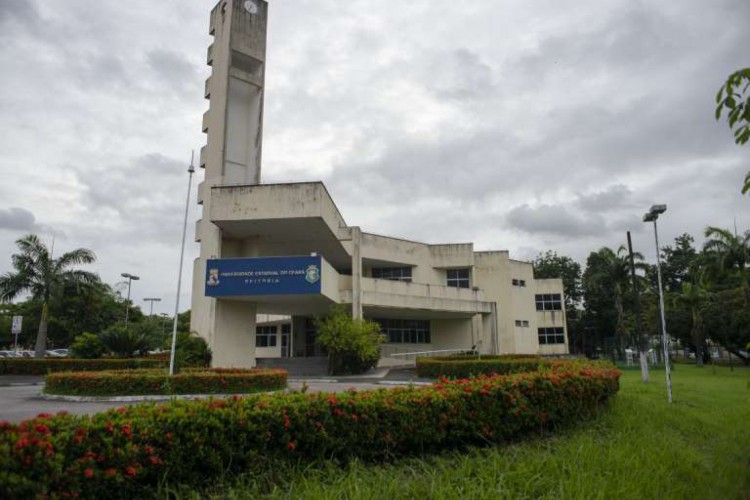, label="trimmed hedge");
[416,355,544,379]
[0,358,165,376]
[0,360,620,498]
[44,368,288,396]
